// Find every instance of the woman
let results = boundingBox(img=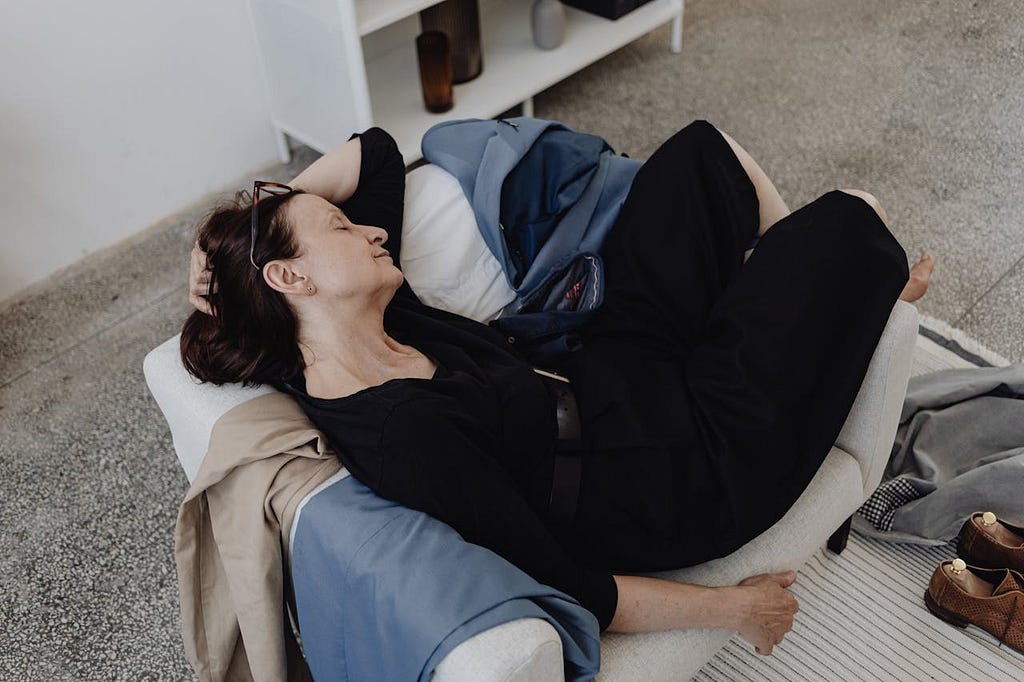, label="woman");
[183,122,934,655]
